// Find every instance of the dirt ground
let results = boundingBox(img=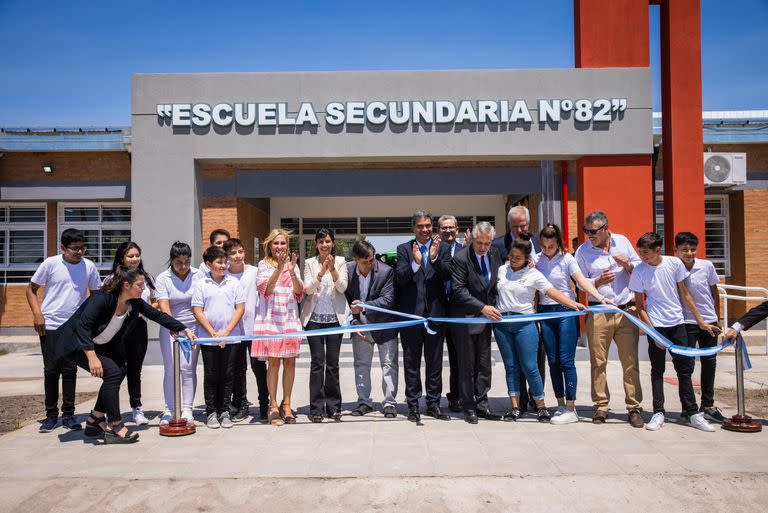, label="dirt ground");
[0,391,97,435]
[714,387,768,418]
